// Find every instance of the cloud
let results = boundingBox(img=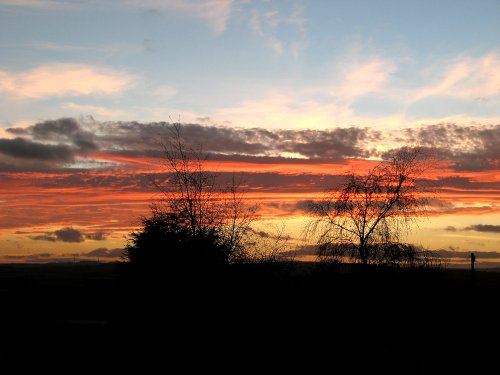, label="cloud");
[216,92,353,129]
[84,247,124,258]
[0,137,74,161]
[249,3,307,58]
[464,225,500,233]
[86,231,107,241]
[212,52,395,129]
[51,120,374,160]
[4,119,500,178]
[31,234,57,242]
[414,54,500,101]
[126,0,233,34]
[207,51,496,127]
[54,227,85,242]
[32,227,85,243]
[404,123,500,171]
[29,228,109,243]
[0,63,139,99]
[281,127,369,159]
[28,118,98,152]
[334,57,396,100]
